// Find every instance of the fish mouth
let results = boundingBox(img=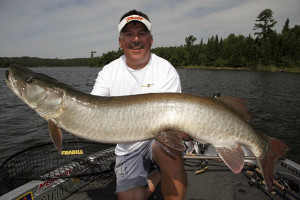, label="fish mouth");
[5,68,24,98]
[5,69,14,90]
[5,70,10,82]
